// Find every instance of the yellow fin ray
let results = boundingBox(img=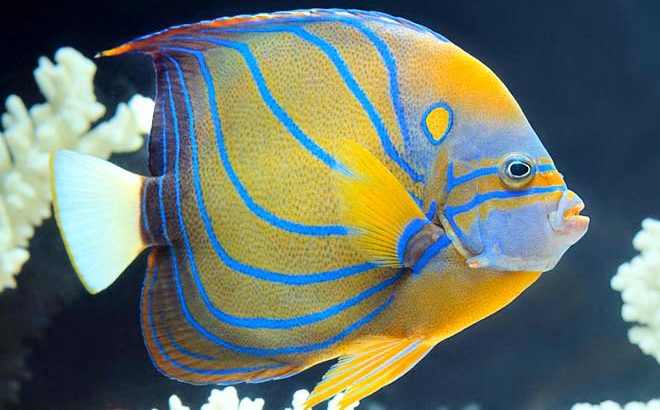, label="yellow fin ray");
[304,337,434,409]
[333,140,427,267]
